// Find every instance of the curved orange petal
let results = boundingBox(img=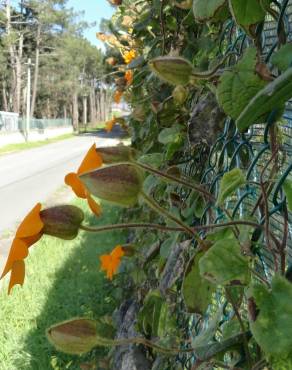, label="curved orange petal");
[107,267,114,280]
[8,260,25,294]
[105,119,115,133]
[16,203,43,239]
[111,245,124,259]
[65,172,87,198]
[77,144,103,175]
[111,257,121,276]
[86,193,102,217]
[100,255,111,271]
[1,238,28,278]
[22,232,42,248]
